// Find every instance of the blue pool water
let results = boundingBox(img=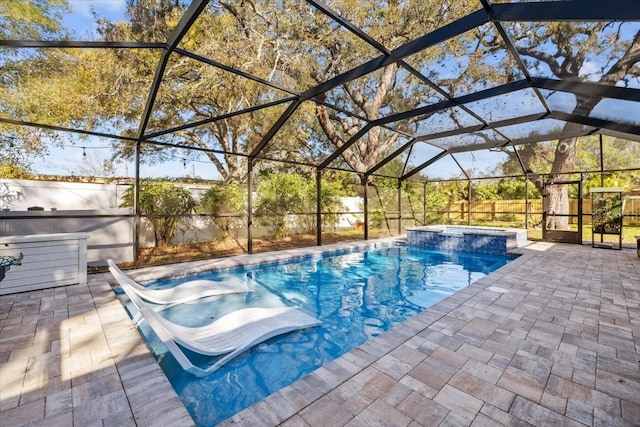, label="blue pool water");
[123,244,516,426]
